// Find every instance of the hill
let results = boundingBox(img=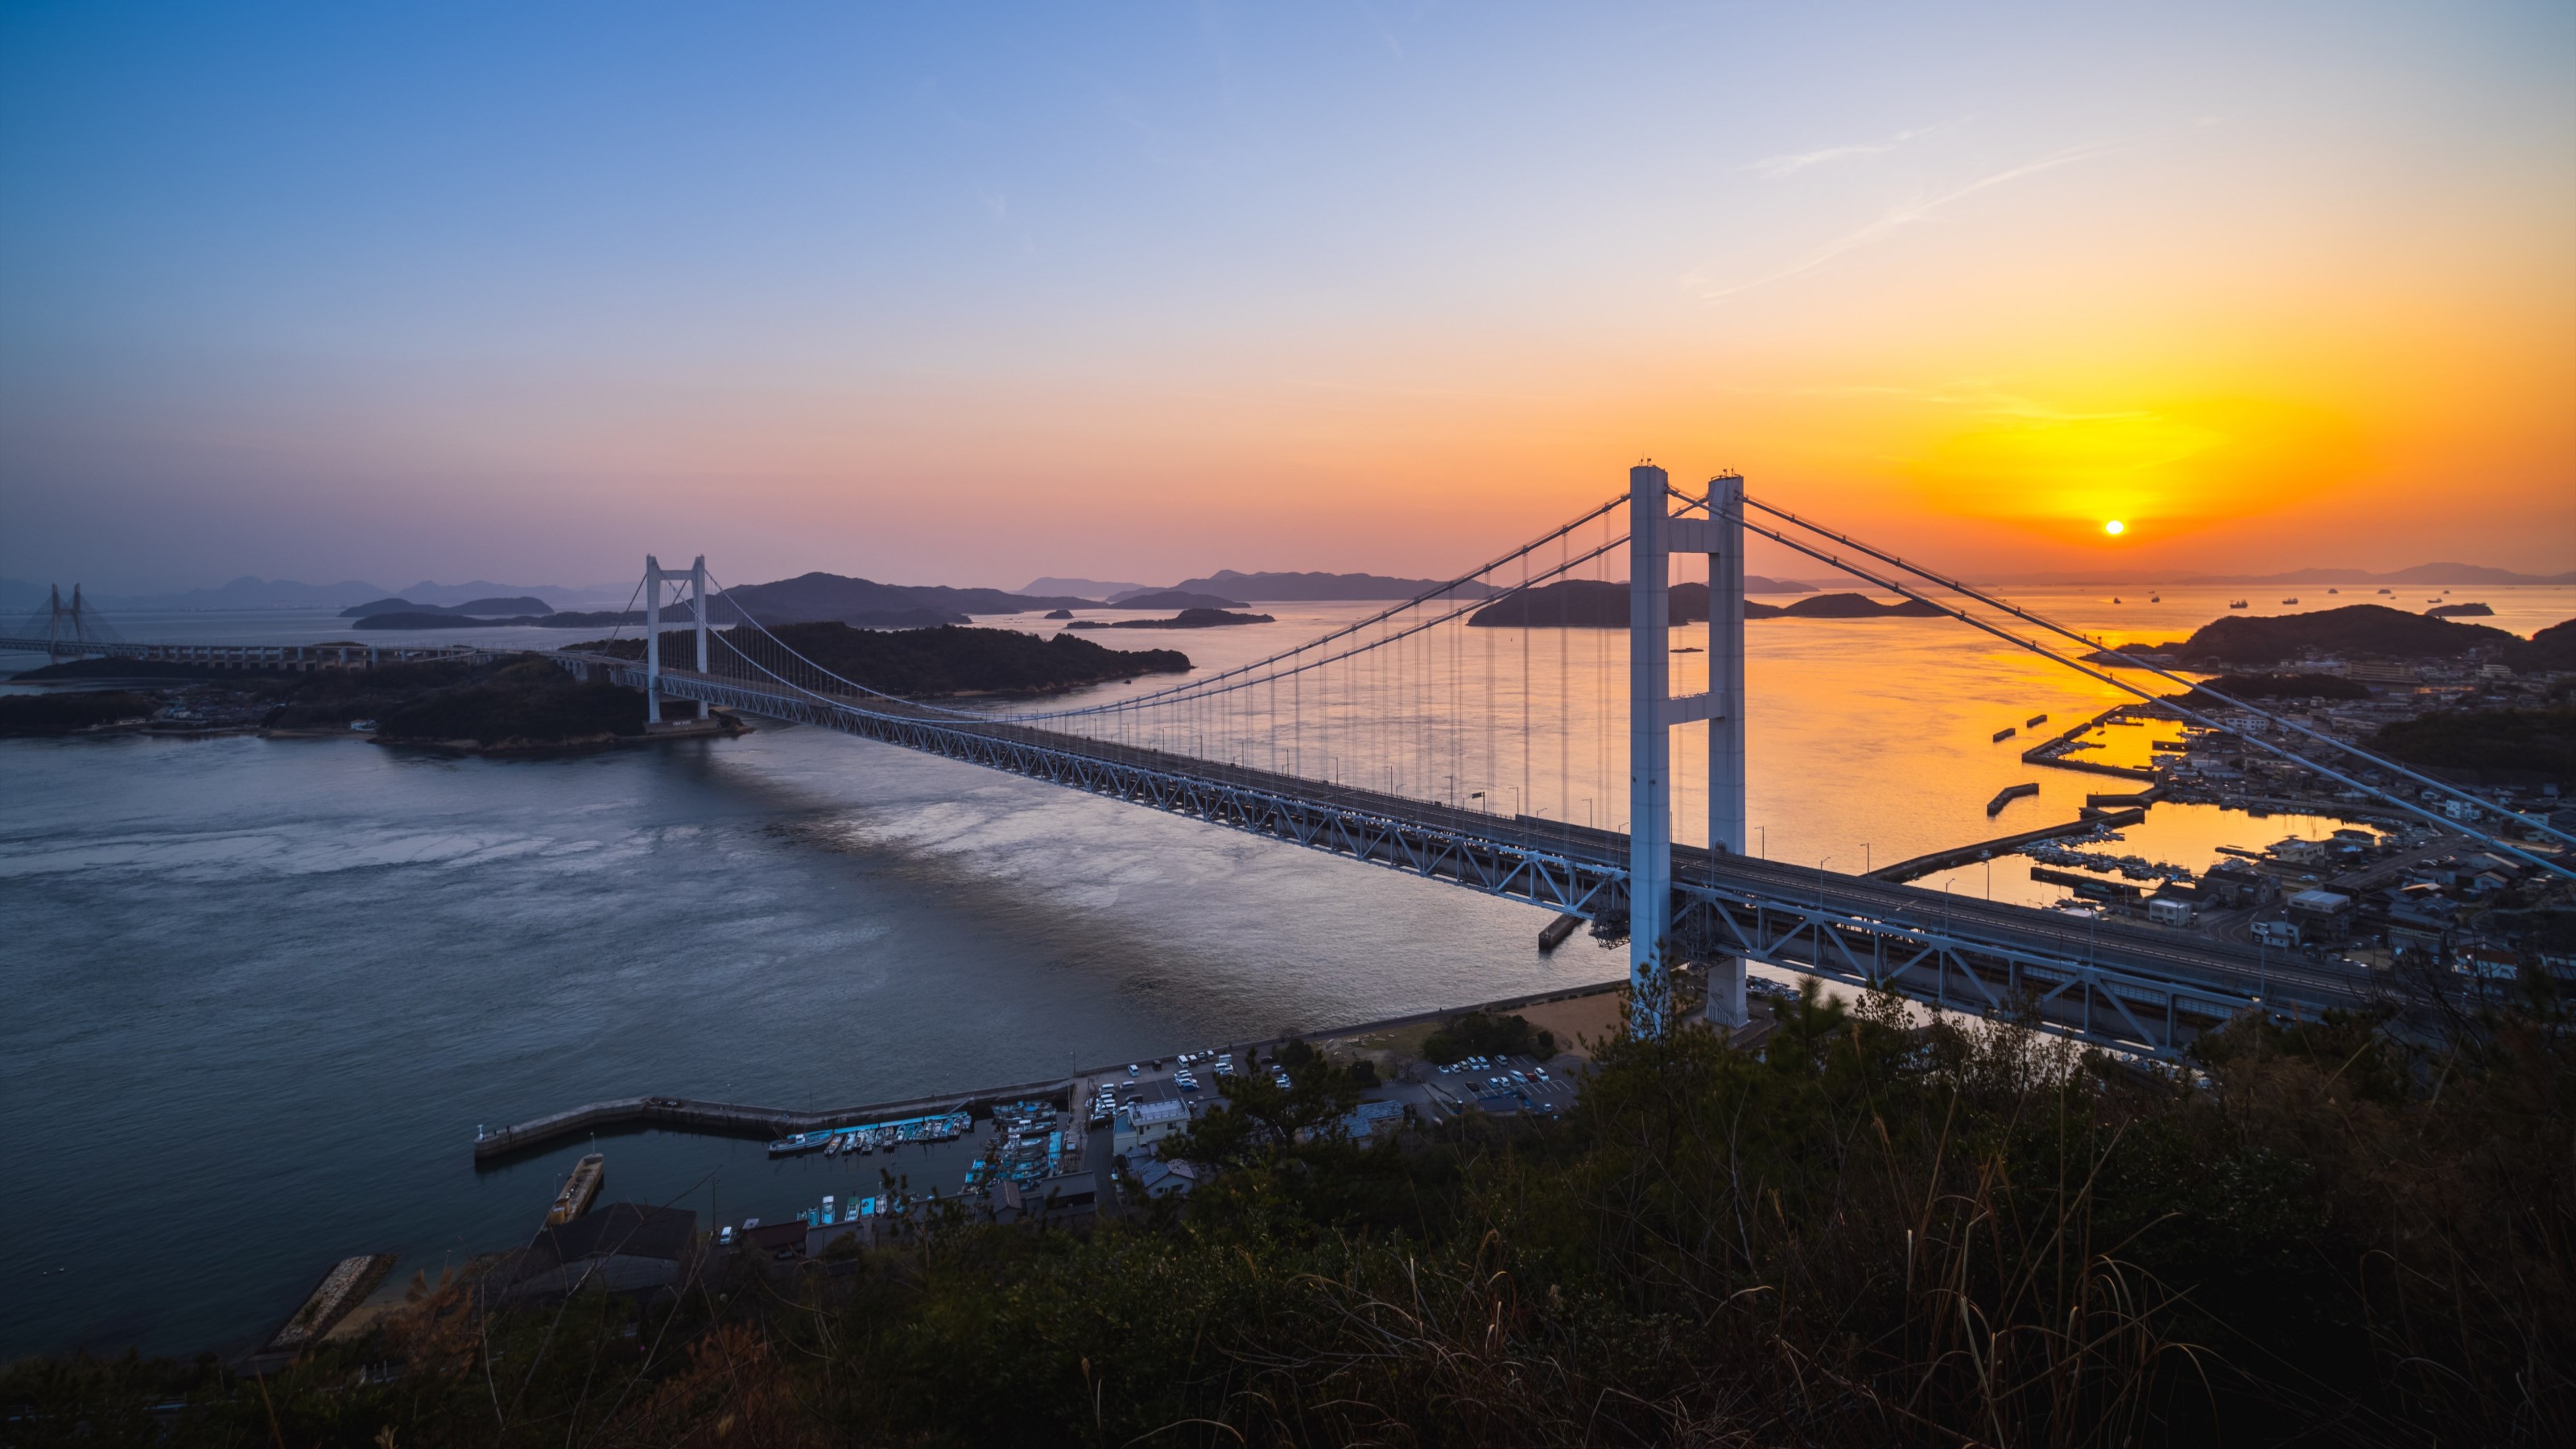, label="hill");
[1468,580,1938,627]
[342,596,552,618]
[2368,708,2576,788]
[2108,605,2524,666]
[714,572,1092,623]
[1067,609,1274,630]
[1159,569,1504,601]
[579,624,1190,697]
[1108,589,1250,610]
